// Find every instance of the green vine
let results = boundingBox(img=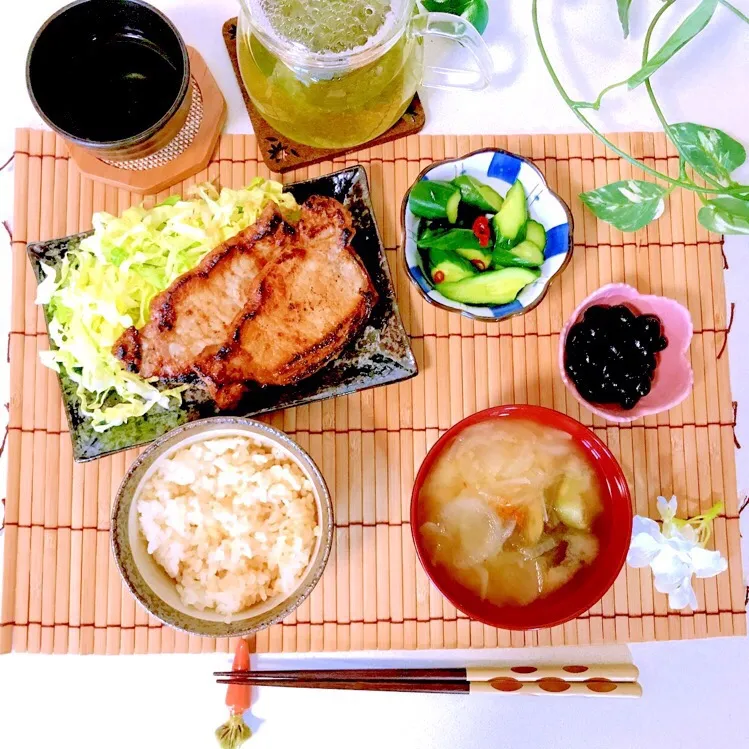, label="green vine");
[531,0,749,233]
[719,0,749,25]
